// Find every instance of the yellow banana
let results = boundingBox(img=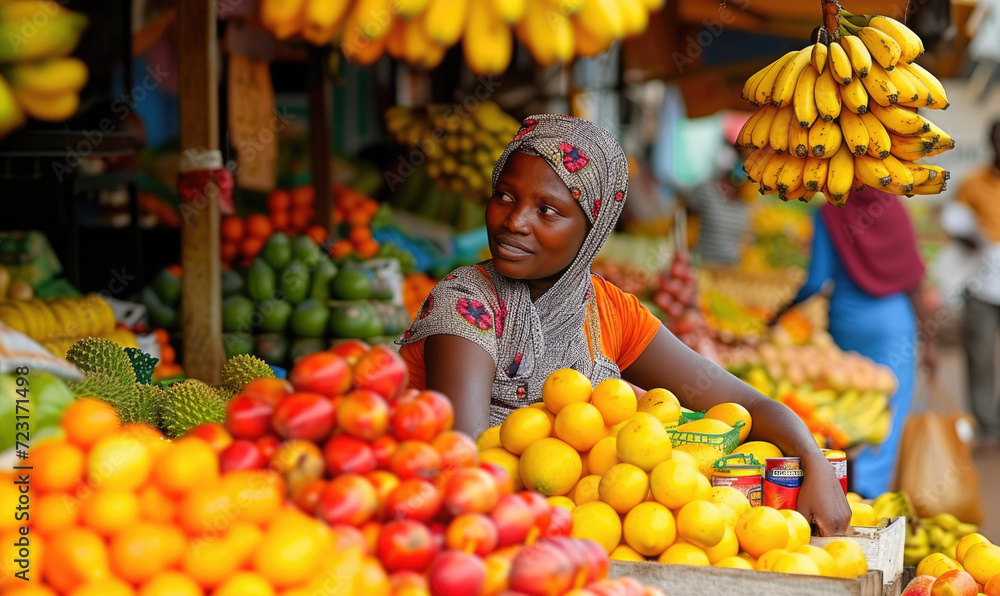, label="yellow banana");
[782,185,814,202]
[640,0,663,8]
[744,146,778,182]
[769,105,794,154]
[882,154,915,193]
[490,0,526,23]
[0,1,89,61]
[402,14,446,69]
[860,111,891,159]
[925,122,955,150]
[424,0,468,45]
[463,0,512,76]
[854,154,892,188]
[888,130,933,153]
[825,143,856,205]
[814,65,841,122]
[923,165,949,181]
[743,61,773,103]
[260,0,306,39]
[840,34,872,79]
[789,118,810,158]
[514,6,572,66]
[853,177,868,192]
[737,106,766,148]
[577,0,624,40]
[396,0,430,17]
[12,87,78,121]
[889,143,929,162]
[869,16,923,64]
[572,16,614,57]
[760,152,790,192]
[754,51,797,106]
[839,109,870,156]
[900,161,933,186]
[894,65,932,108]
[811,41,828,75]
[0,75,24,136]
[858,27,901,70]
[776,155,805,194]
[828,41,853,85]
[885,64,921,104]
[808,117,842,158]
[793,66,819,127]
[342,21,389,65]
[869,102,930,135]
[302,0,350,45]
[770,47,812,108]
[908,175,946,195]
[925,142,955,157]
[901,61,949,108]
[750,105,780,149]
[862,61,899,106]
[618,0,648,36]
[802,155,829,192]
[546,0,584,15]
[385,20,407,59]
[4,57,88,96]
[840,75,869,114]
